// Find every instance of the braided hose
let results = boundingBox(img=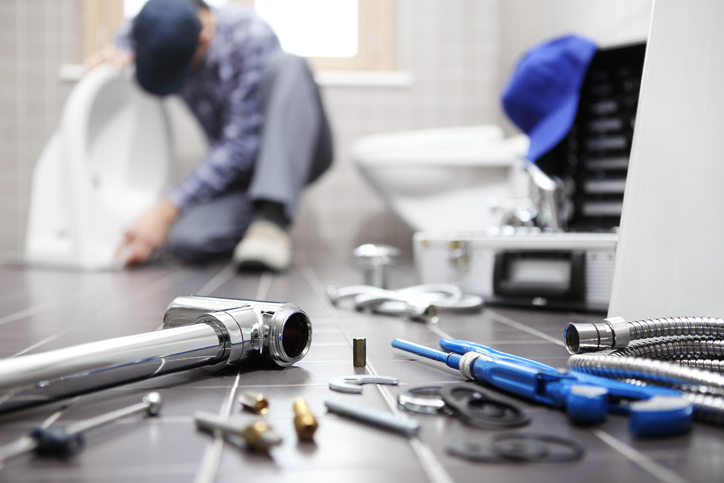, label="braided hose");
[565,316,724,354]
[627,316,724,340]
[568,353,724,424]
[568,354,724,395]
[614,337,724,363]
